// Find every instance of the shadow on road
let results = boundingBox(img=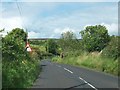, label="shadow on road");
[41,64,47,67]
[64,83,89,90]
